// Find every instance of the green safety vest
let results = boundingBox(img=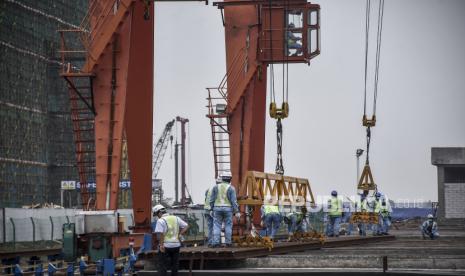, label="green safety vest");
[214,183,232,207]
[162,215,180,243]
[263,205,279,215]
[328,197,342,217]
[204,188,212,210]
